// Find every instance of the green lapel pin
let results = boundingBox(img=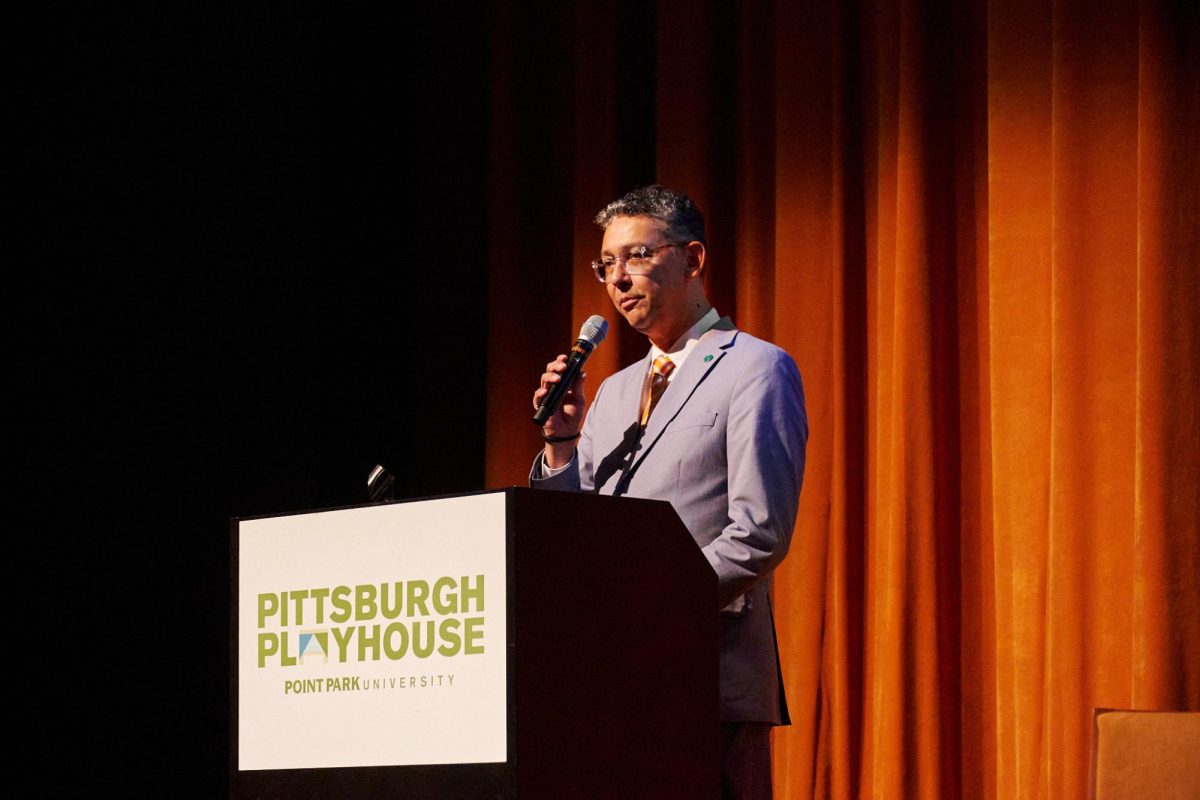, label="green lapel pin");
[704,354,714,363]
